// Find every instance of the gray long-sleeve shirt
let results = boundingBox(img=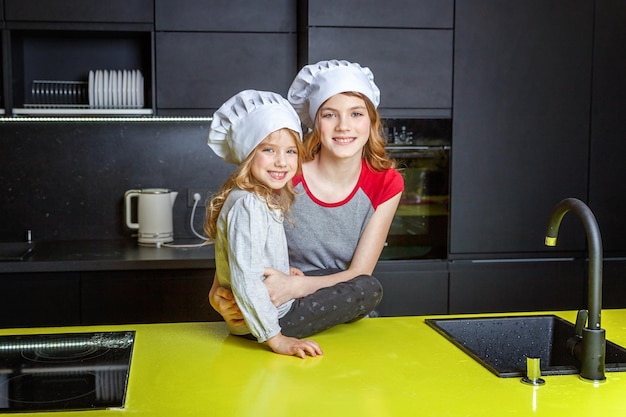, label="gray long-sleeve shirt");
[214,188,294,342]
